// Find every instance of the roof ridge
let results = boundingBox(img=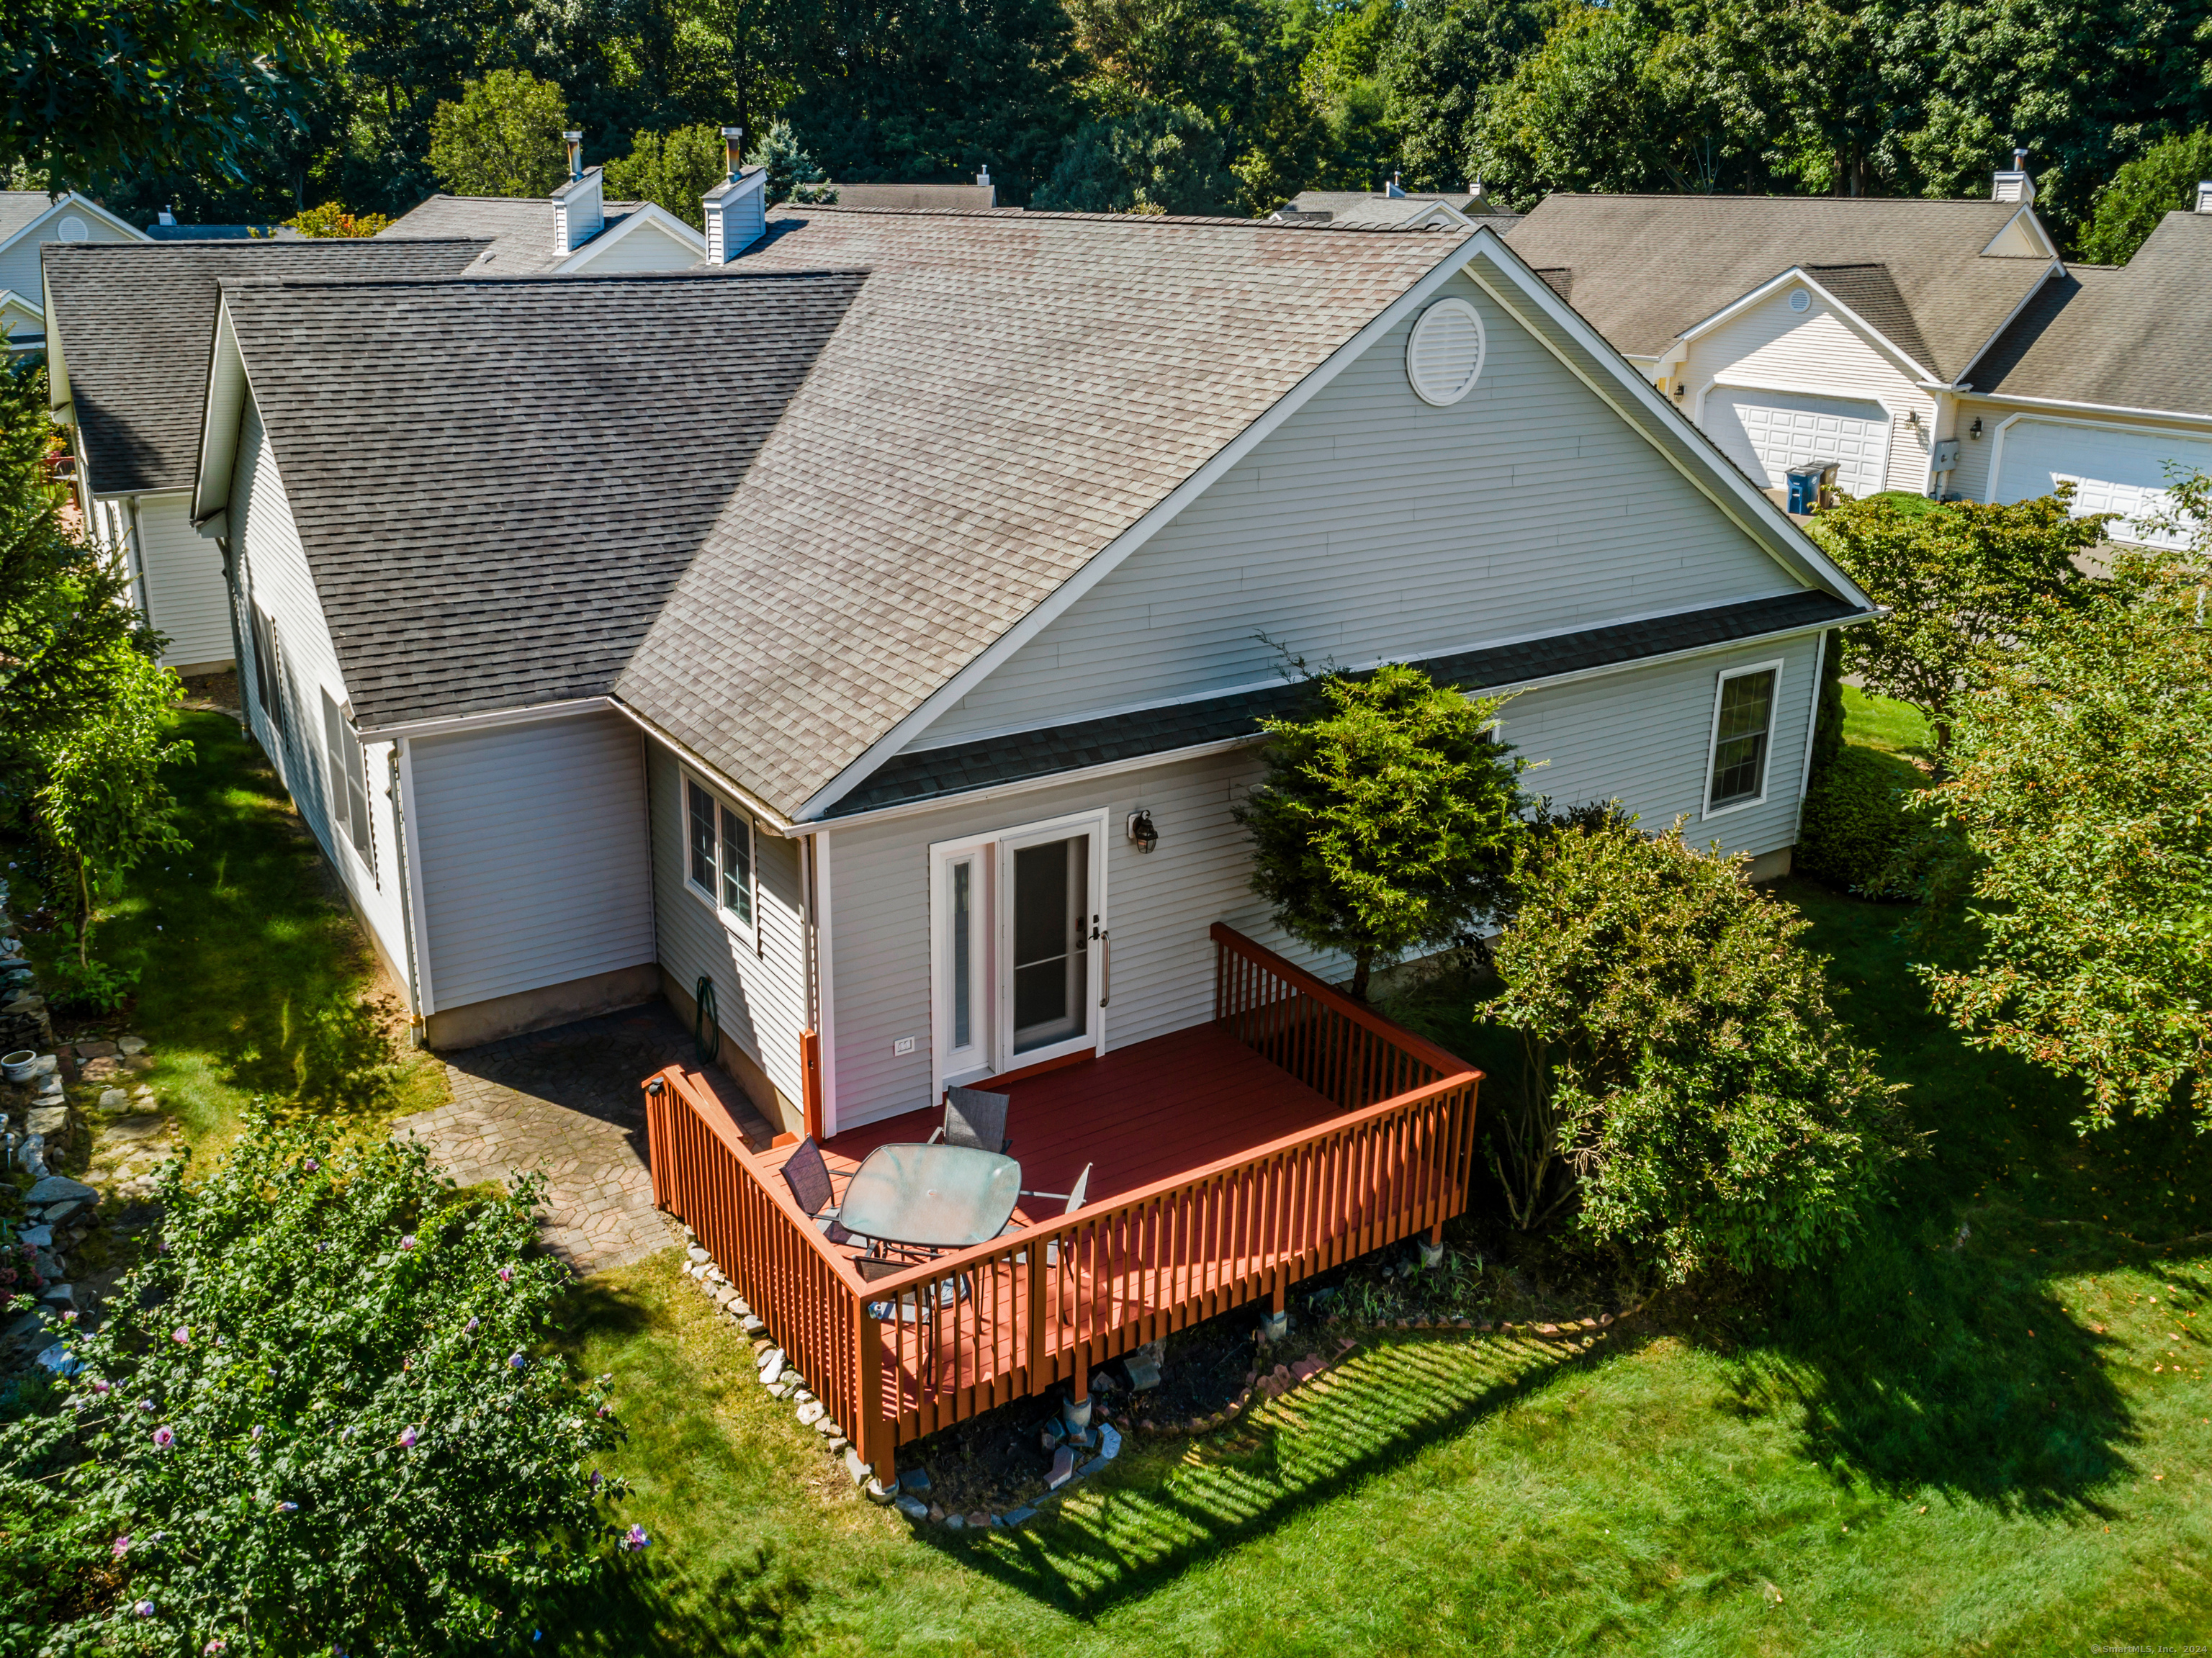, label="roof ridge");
[775,202,1461,233]
[218,266,873,291]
